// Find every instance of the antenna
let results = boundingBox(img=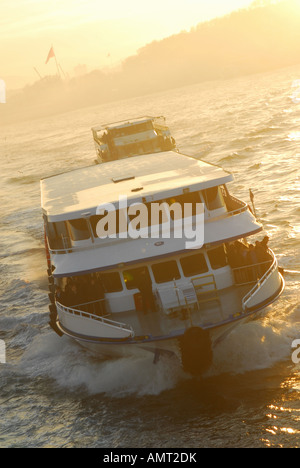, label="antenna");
[33,67,43,80]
